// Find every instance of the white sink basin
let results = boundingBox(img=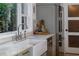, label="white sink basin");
[27,39,47,56]
[0,39,47,56]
